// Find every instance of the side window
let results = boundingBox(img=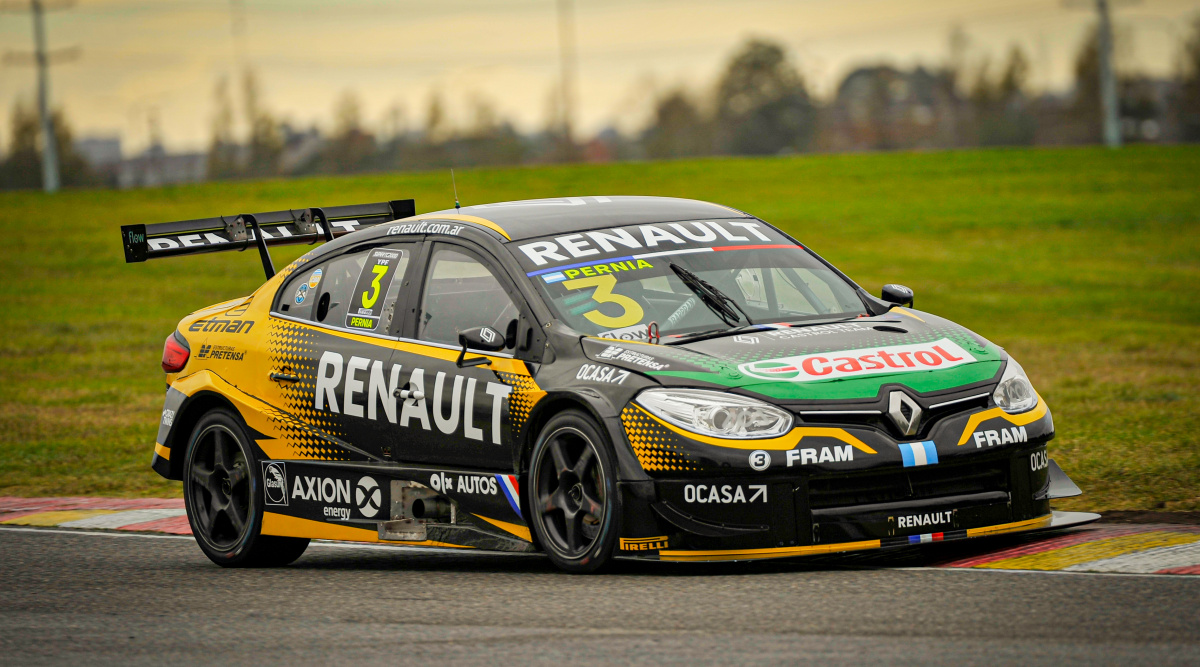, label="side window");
[275,244,411,334]
[418,246,520,350]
